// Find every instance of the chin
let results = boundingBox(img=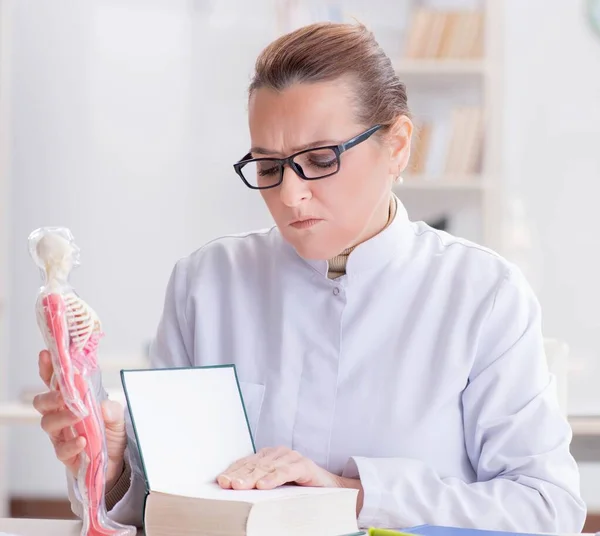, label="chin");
[294,247,329,261]
[279,224,351,261]
[286,237,342,261]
